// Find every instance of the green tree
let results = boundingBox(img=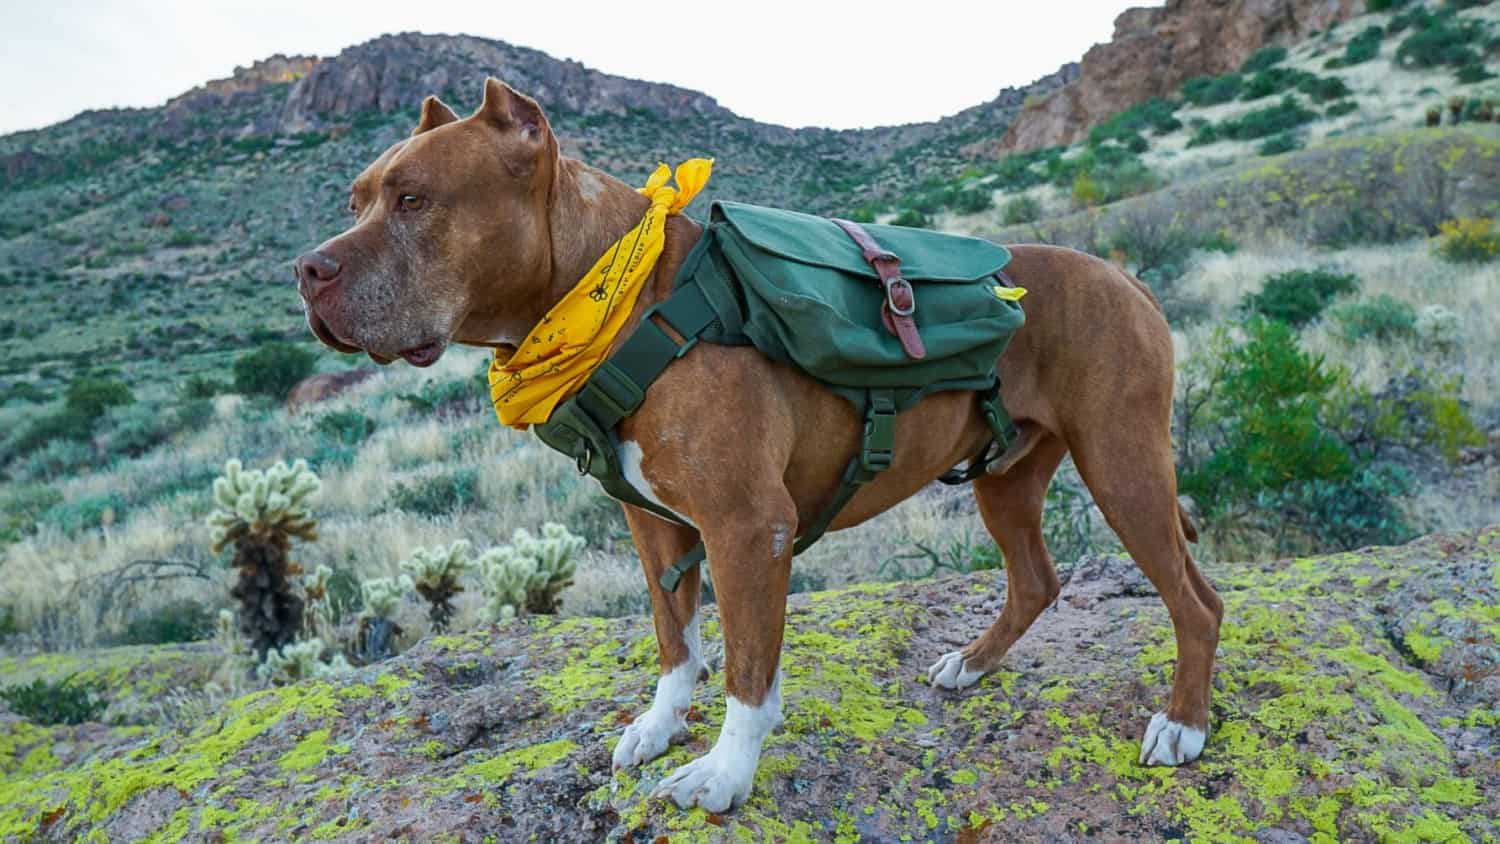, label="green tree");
[233,342,316,399]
